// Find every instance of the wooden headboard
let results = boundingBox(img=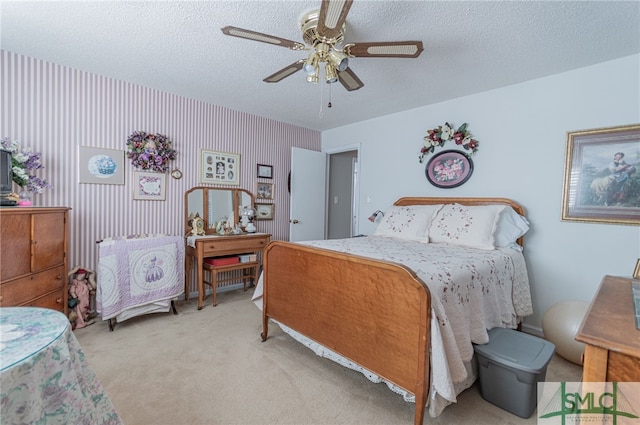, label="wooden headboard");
[393,197,527,247]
